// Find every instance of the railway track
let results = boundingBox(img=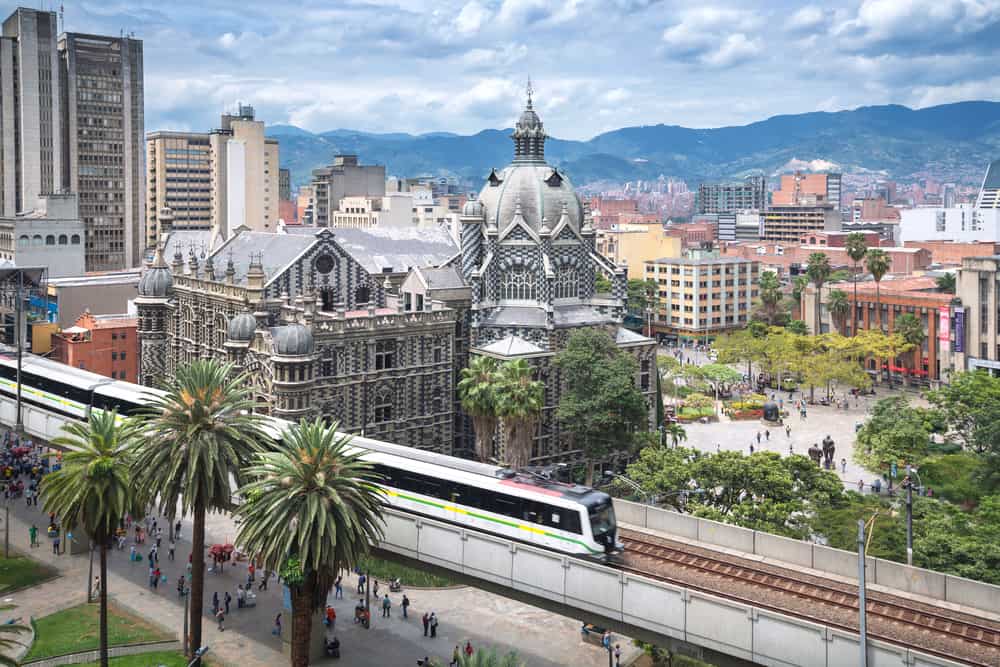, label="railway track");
[619,529,1000,666]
